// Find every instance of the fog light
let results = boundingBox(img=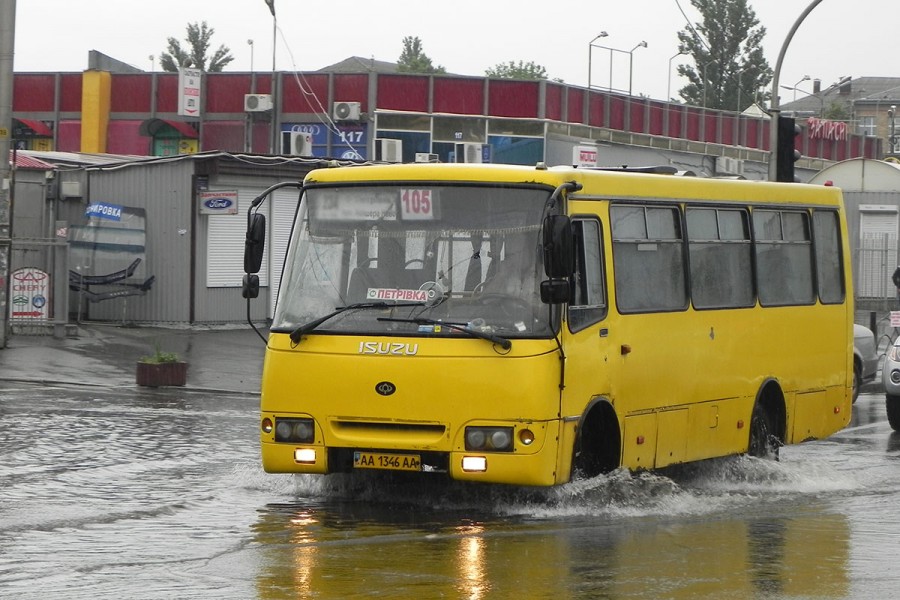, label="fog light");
[892,370,900,385]
[294,448,316,463]
[461,456,487,472]
[518,429,535,446]
[261,418,273,434]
